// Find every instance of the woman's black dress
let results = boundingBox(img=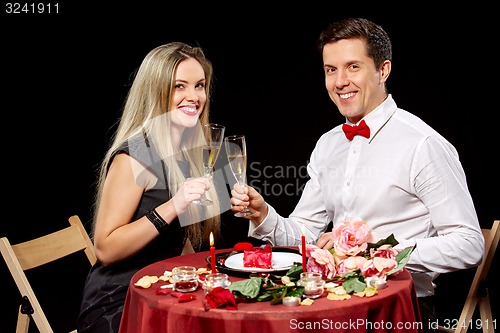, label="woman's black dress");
[77,135,190,332]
